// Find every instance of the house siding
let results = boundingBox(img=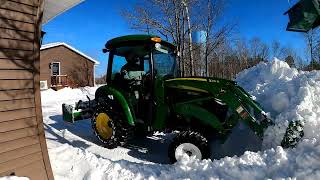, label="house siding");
[0,0,53,179]
[40,45,95,88]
